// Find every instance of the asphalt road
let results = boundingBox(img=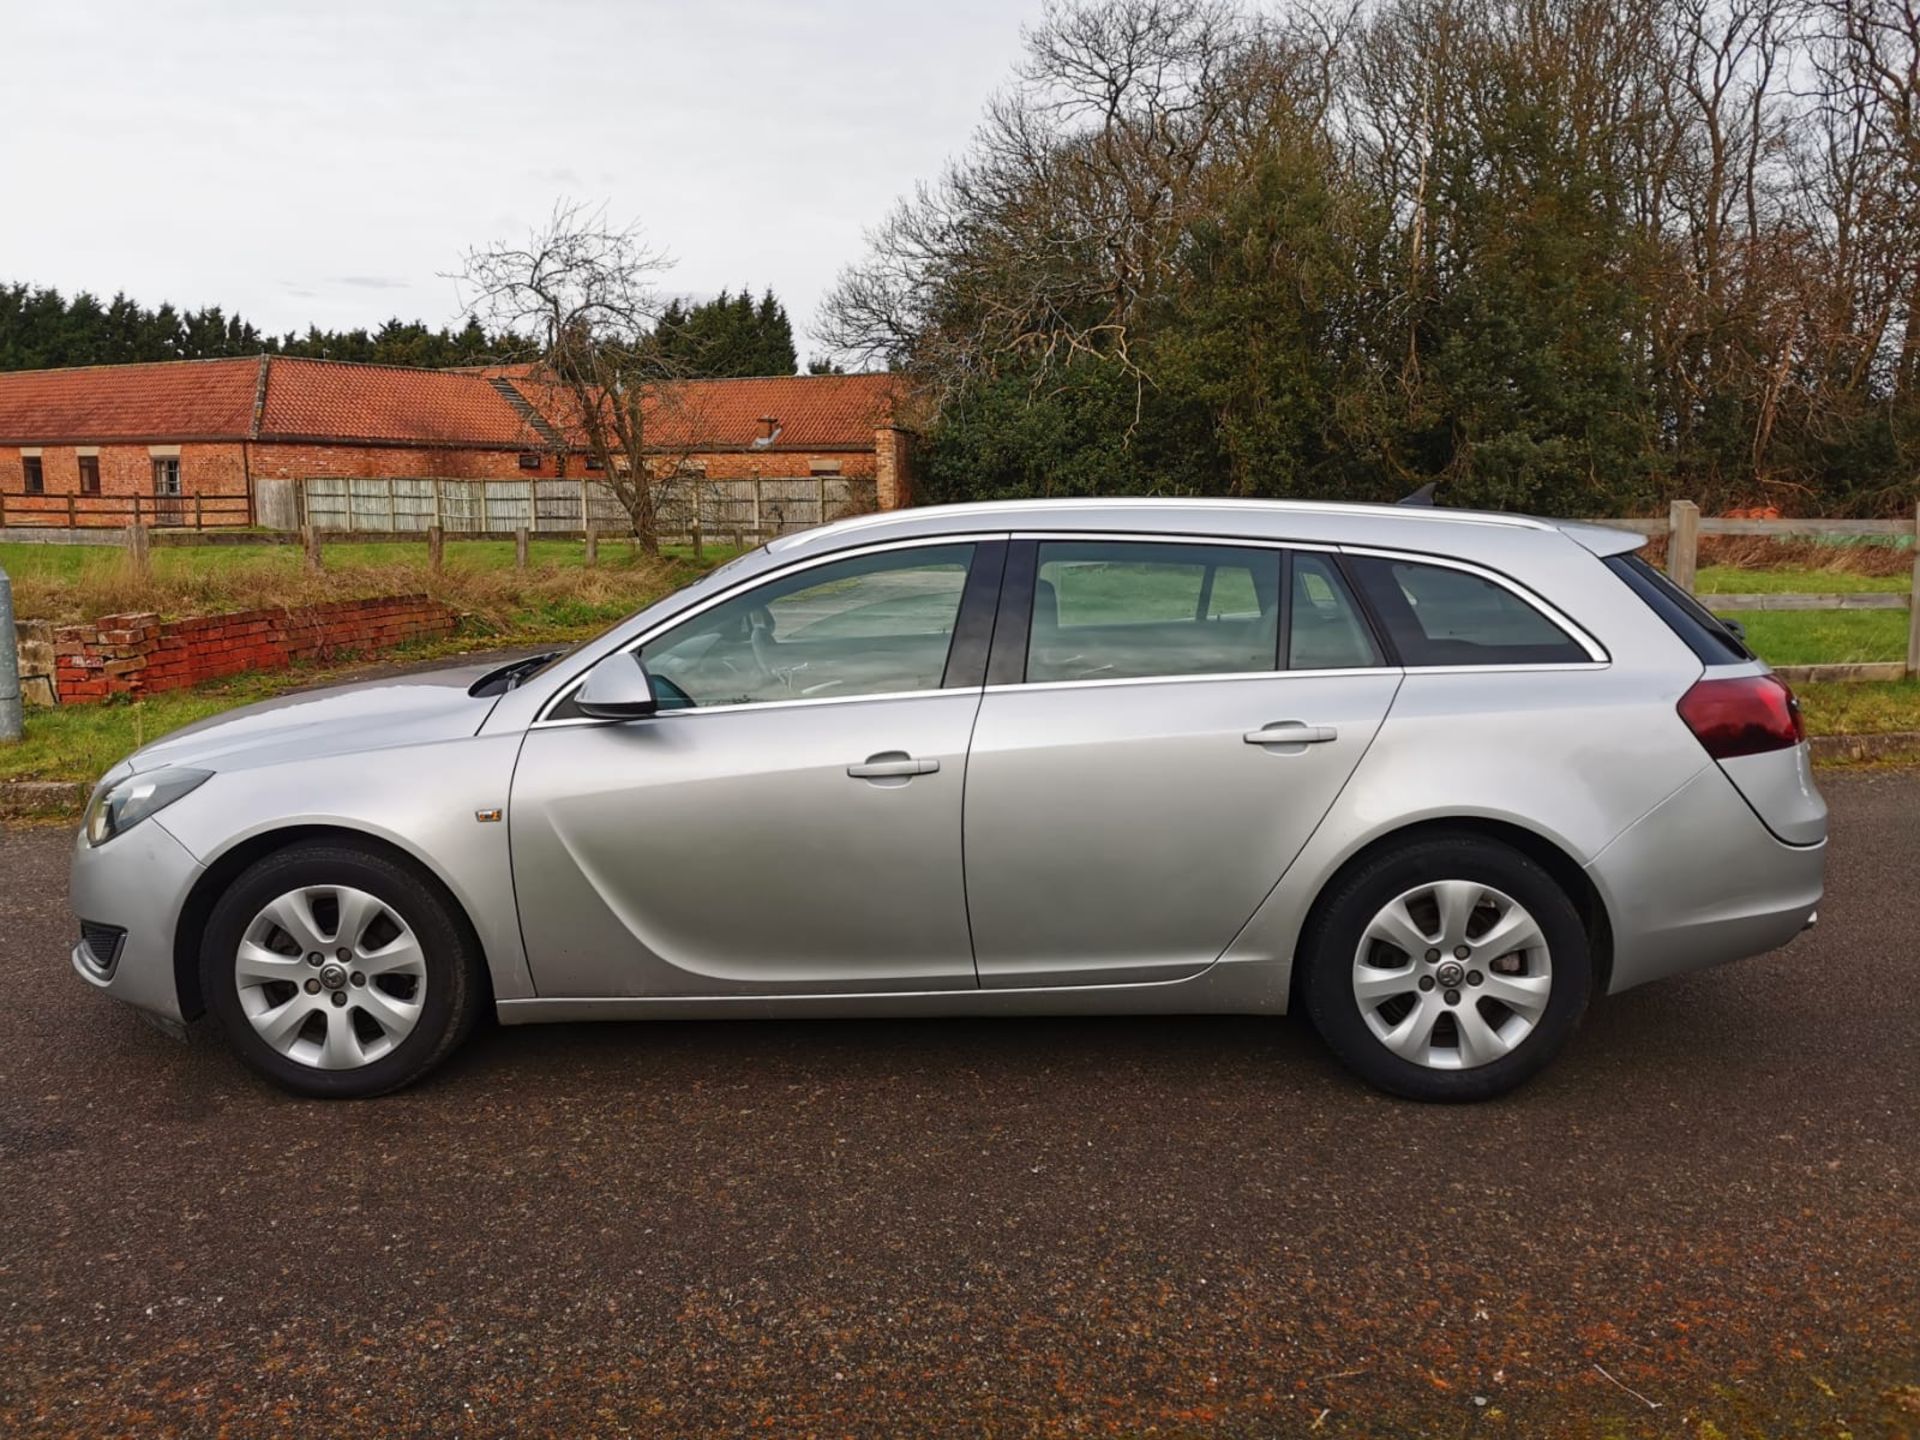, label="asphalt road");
[1,774,1915,1438]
